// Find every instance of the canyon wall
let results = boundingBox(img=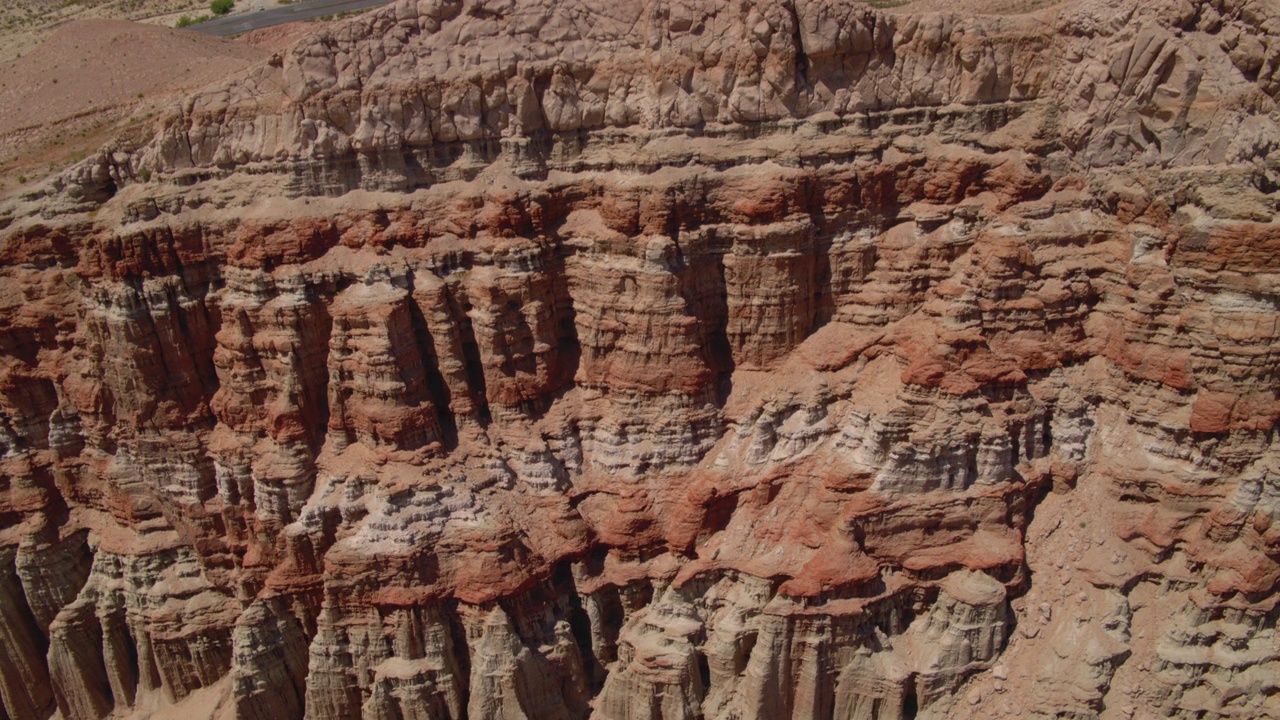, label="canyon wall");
[0,0,1279,718]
